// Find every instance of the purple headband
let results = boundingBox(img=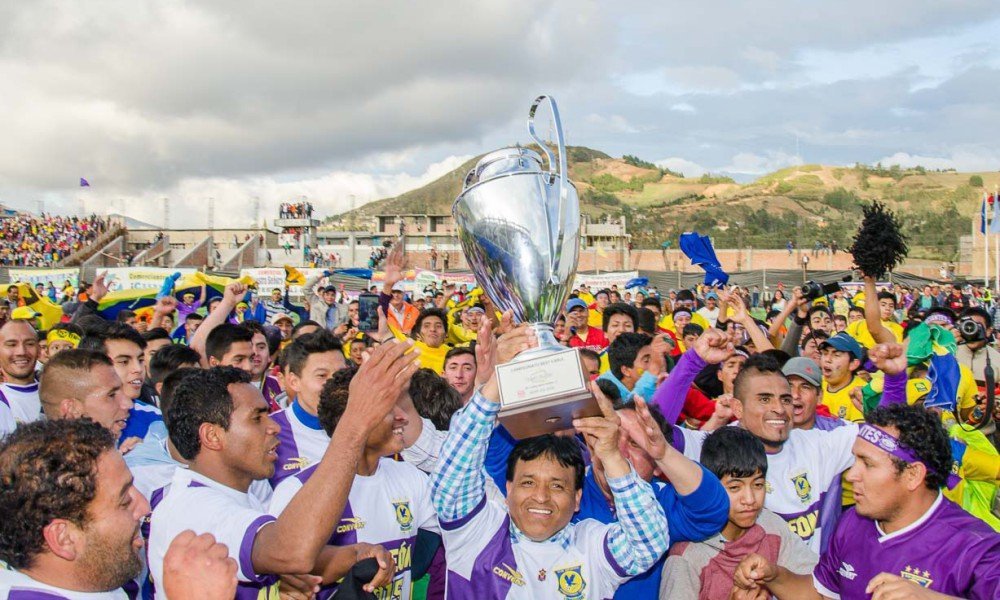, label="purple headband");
[858,424,959,489]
